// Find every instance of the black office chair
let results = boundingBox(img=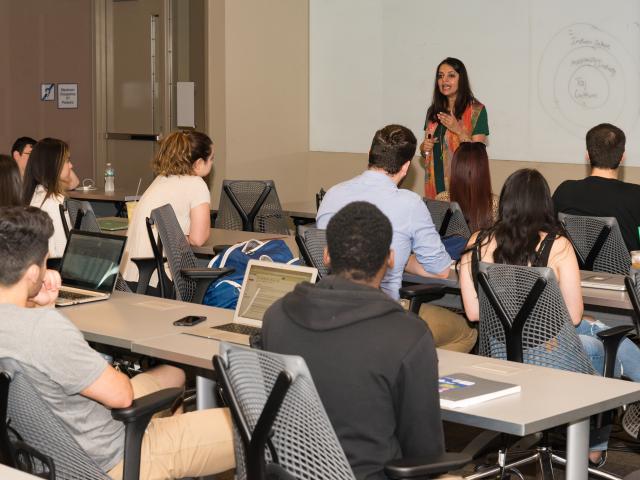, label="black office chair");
[214,180,289,234]
[559,213,631,275]
[474,262,632,479]
[424,198,471,239]
[294,224,446,314]
[0,359,181,480]
[147,204,233,302]
[214,342,471,480]
[315,187,326,210]
[59,199,101,240]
